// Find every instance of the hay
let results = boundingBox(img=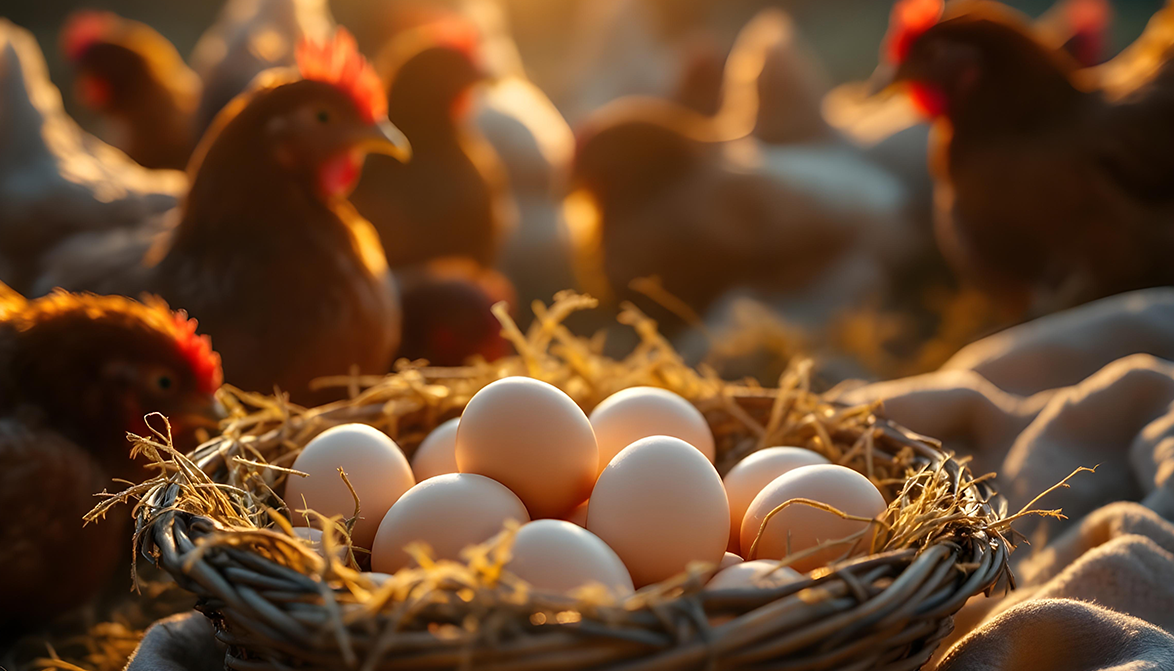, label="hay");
[45,291,1050,670]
